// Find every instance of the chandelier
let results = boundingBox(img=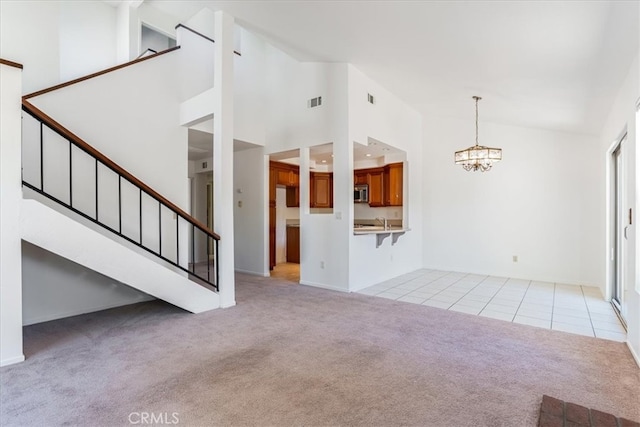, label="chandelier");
[455,96,502,172]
